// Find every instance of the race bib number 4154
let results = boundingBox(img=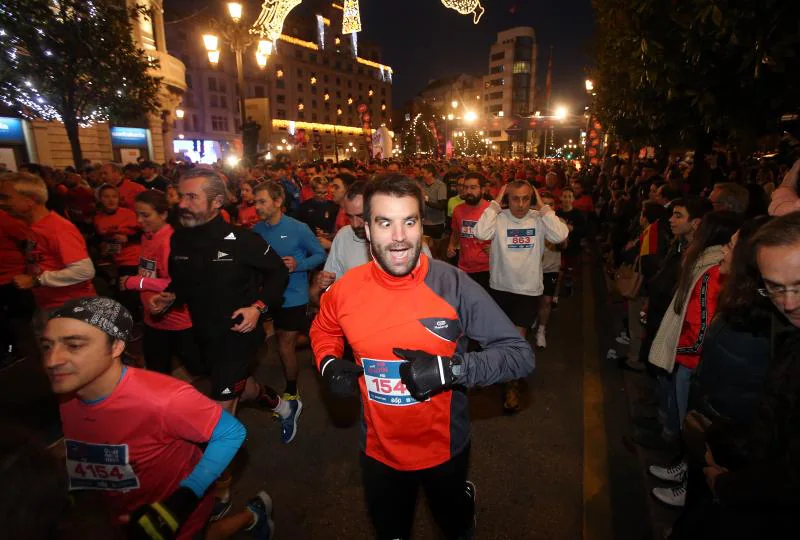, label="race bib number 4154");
[65,439,140,491]
[506,228,535,249]
[362,358,418,407]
